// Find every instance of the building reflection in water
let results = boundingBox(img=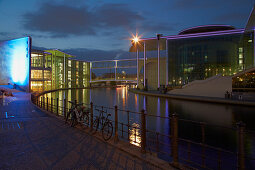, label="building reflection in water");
[129,123,141,147]
[44,89,90,116]
[42,87,255,159]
